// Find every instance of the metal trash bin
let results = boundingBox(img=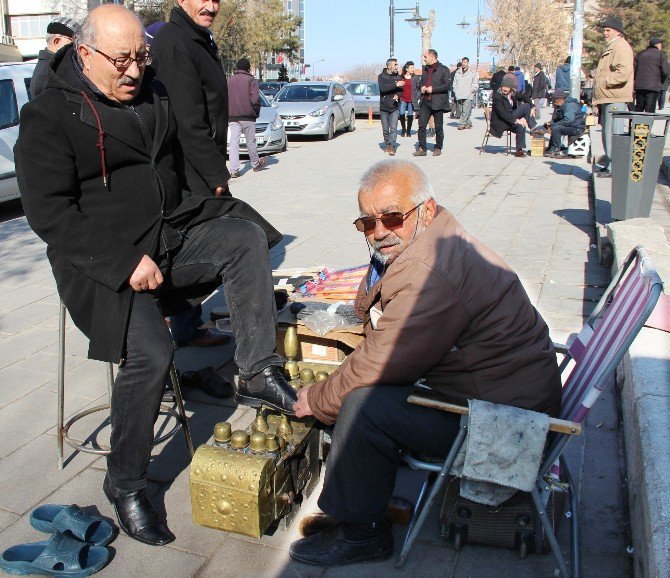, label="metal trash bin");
[610,111,670,220]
